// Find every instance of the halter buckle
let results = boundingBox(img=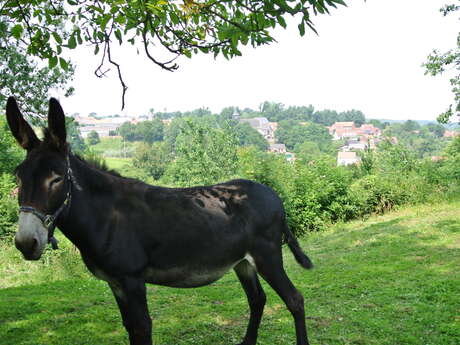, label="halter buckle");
[43,215,55,229]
